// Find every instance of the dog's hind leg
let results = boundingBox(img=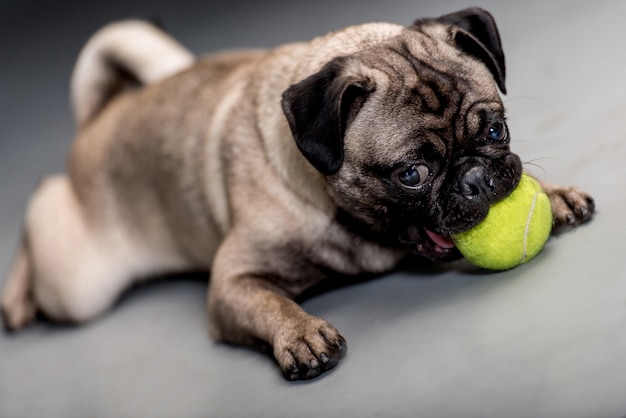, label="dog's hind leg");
[1,175,188,331]
[2,175,128,329]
